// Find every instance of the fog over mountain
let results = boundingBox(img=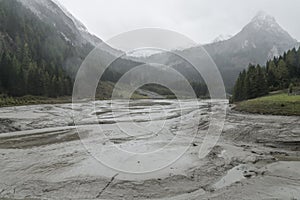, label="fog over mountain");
[57,0,300,44]
[11,0,300,91]
[131,11,299,90]
[204,11,299,89]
